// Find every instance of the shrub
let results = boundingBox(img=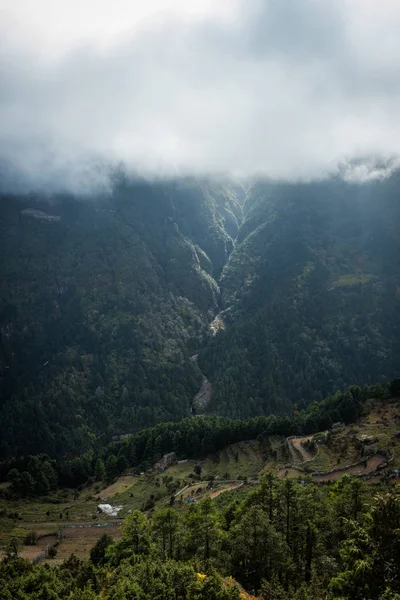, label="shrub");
[47,546,58,559]
[24,530,38,546]
[144,497,155,511]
